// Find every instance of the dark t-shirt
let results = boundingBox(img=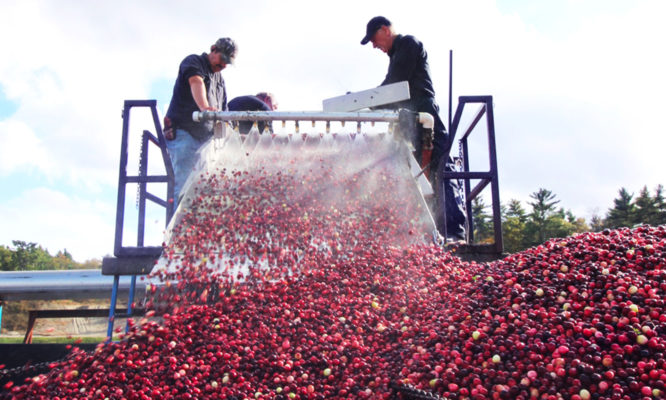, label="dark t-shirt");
[228,95,271,134]
[166,53,227,140]
[382,34,449,168]
[382,34,436,111]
